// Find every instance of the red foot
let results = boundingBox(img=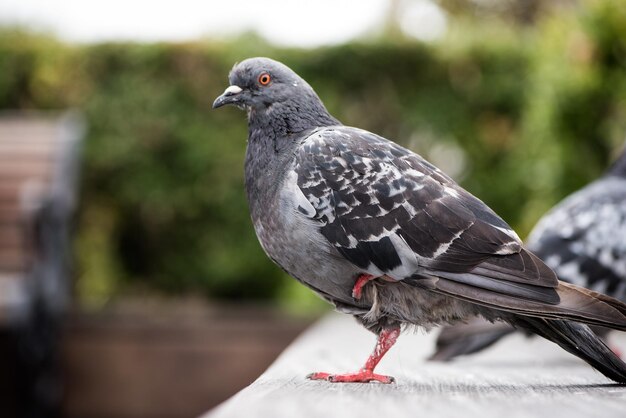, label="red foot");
[352,274,374,299]
[306,327,401,385]
[307,371,395,384]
